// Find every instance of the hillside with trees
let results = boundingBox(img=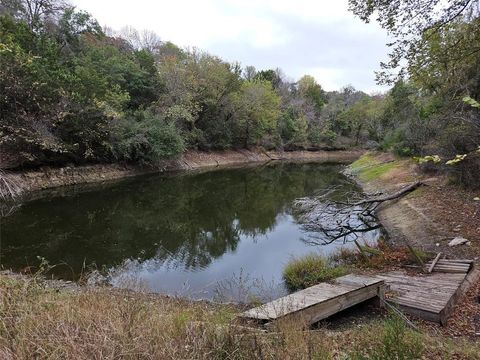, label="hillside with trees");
[1,0,479,188]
